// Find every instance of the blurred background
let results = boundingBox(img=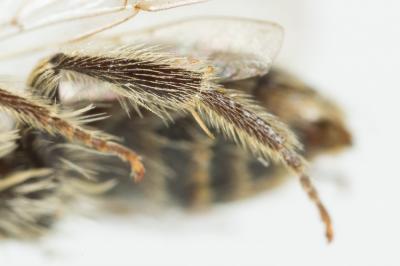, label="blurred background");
[2,0,400,265]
